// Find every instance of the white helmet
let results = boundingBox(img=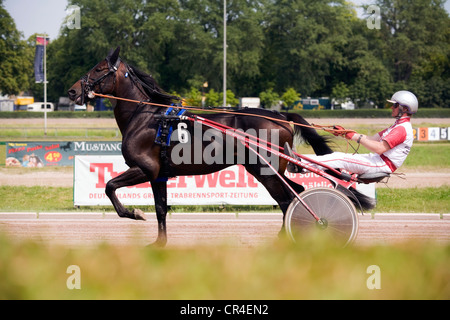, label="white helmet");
[387,90,418,114]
